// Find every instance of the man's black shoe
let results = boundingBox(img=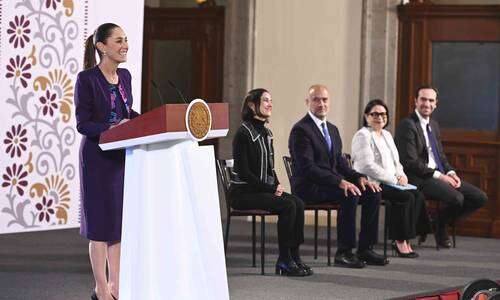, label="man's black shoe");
[357,249,389,266]
[438,238,452,248]
[334,251,365,268]
[438,228,452,248]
